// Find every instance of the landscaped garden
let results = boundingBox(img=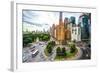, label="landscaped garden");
[44,40,78,61]
[55,43,78,60]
